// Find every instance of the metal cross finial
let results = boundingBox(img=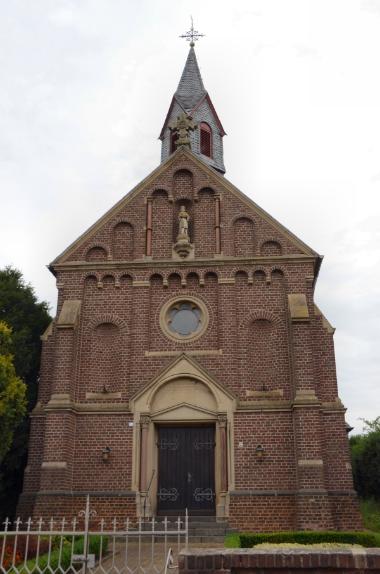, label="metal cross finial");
[180,17,204,47]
